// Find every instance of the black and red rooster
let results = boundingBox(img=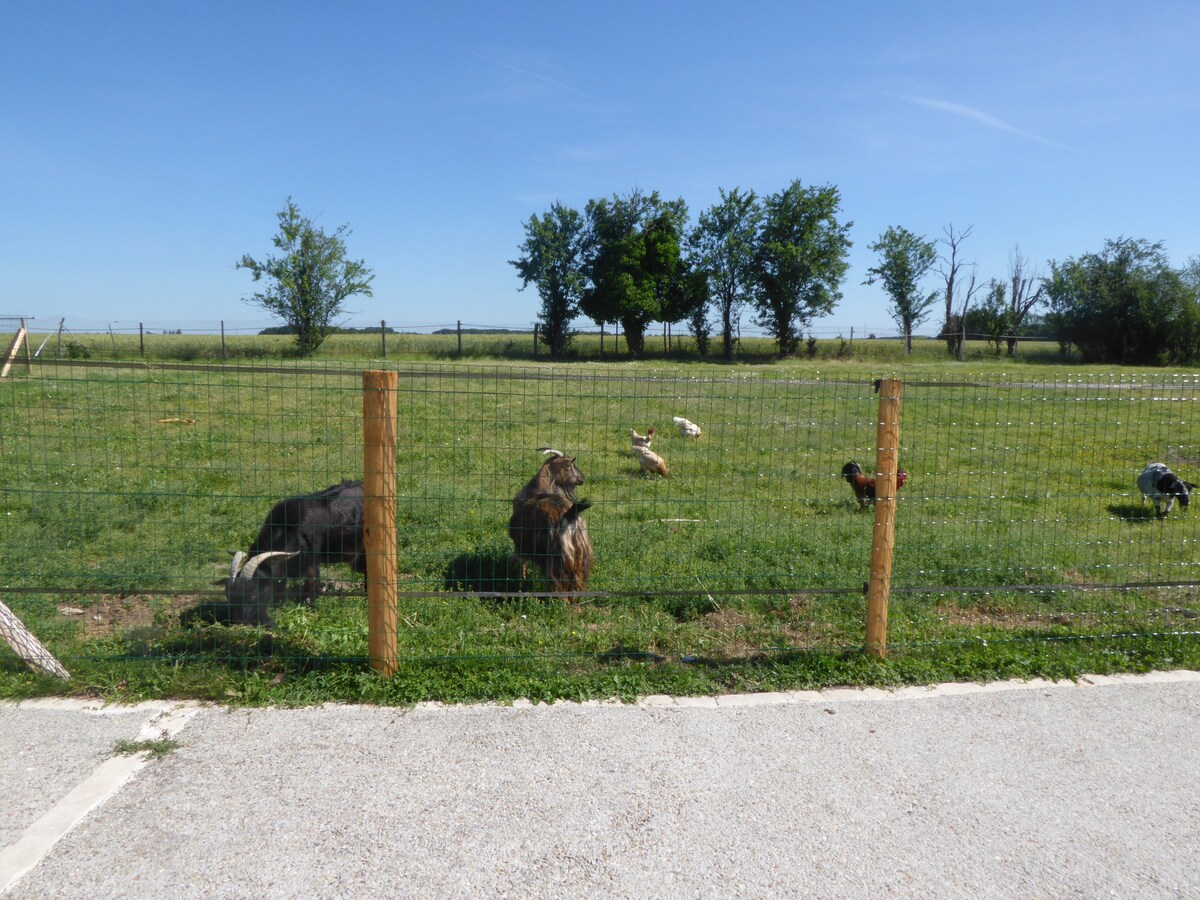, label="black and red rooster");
[841,461,908,509]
